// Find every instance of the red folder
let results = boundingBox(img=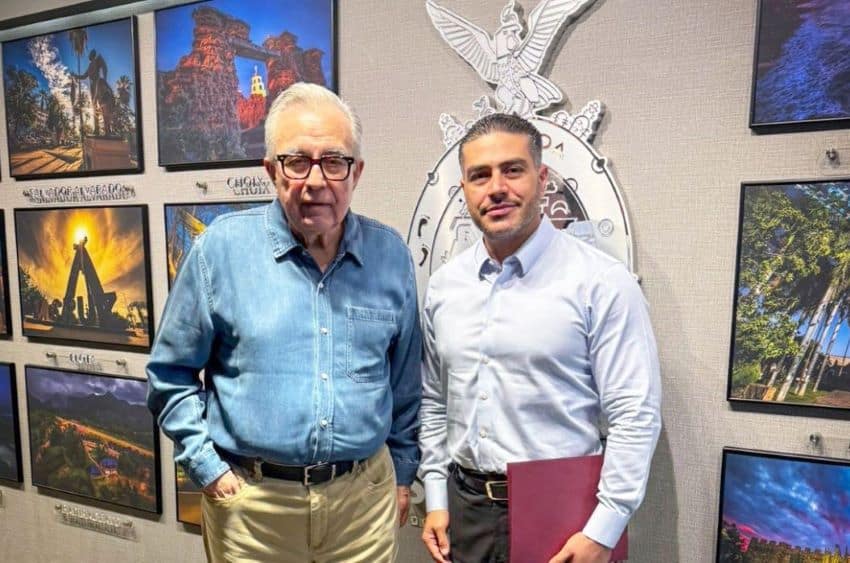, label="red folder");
[508,455,628,562]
